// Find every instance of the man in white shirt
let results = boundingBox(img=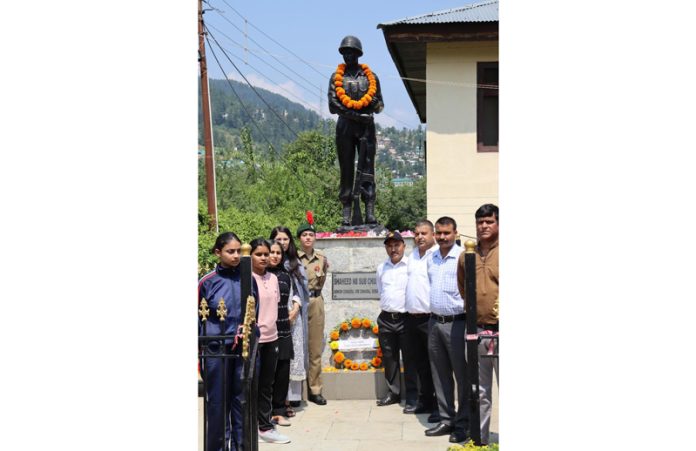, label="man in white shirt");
[403,220,439,422]
[375,230,409,406]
